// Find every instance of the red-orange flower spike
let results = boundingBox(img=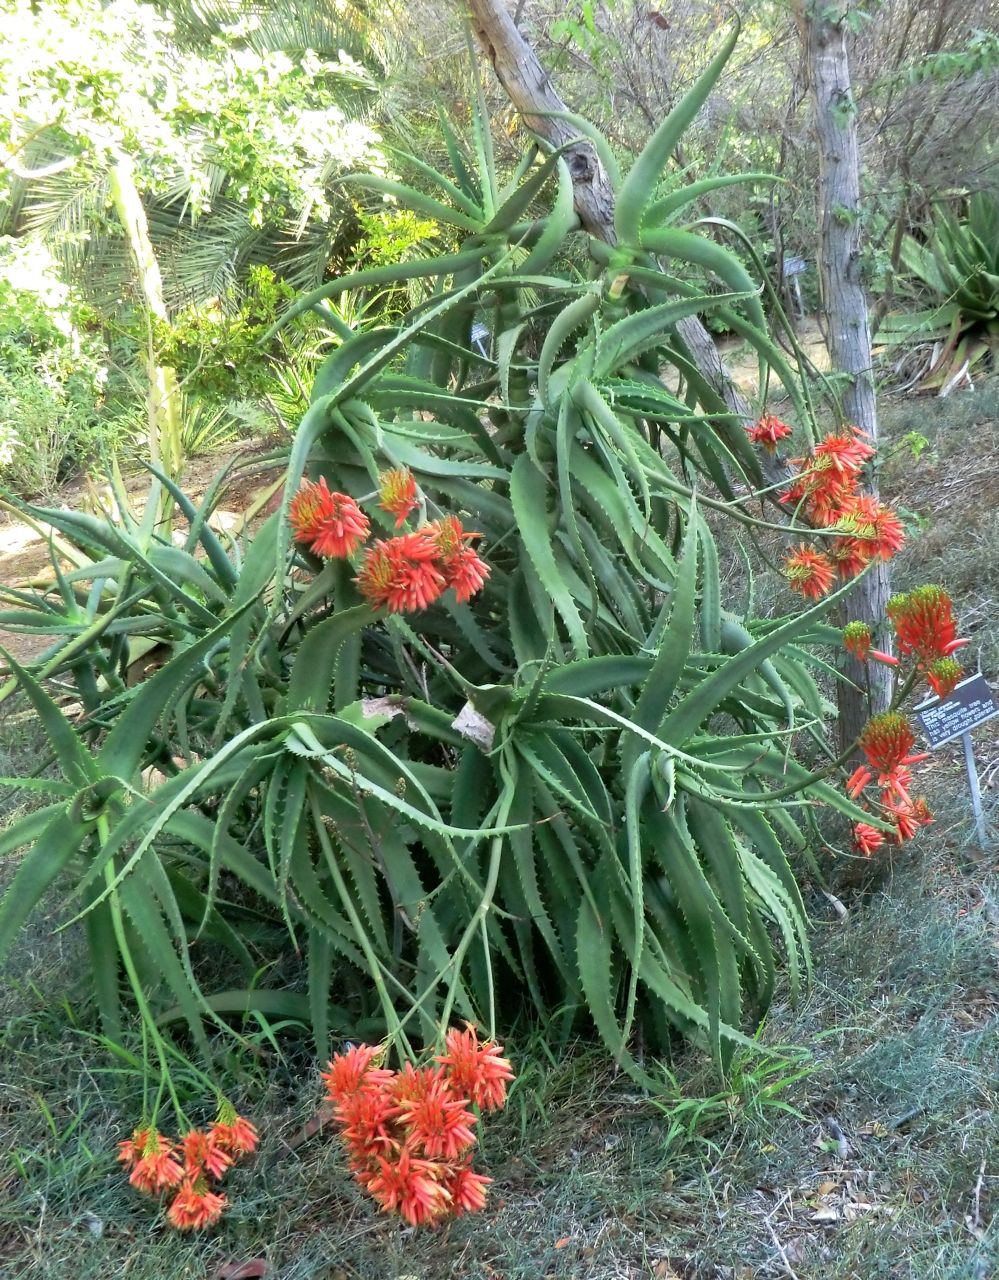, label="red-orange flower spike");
[393,1071,478,1160]
[378,468,419,528]
[835,494,905,562]
[830,535,874,579]
[853,822,885,858]
[181,1129,232,1181]
[355,531,446,613]
[336,1088,394,1164]
[432,515,490,604]
[364,1148,450,1226]
[926,657,962,699]
[783,544,835,600]
[888,585,967,666]
[289,478,370,558]
[858,712,917,776]
[210,1113,258,1158]
[124,1129,185,1195]
[166,1176,227,1231]
[445,1159,492,1215]
[842,622,872,662]
[118,1127,153,1171]
[746,412,793,453]
[884,795,933,844]
[812,426,875,478]
[322,1044,394,1107]
[436,1023,515,1113]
